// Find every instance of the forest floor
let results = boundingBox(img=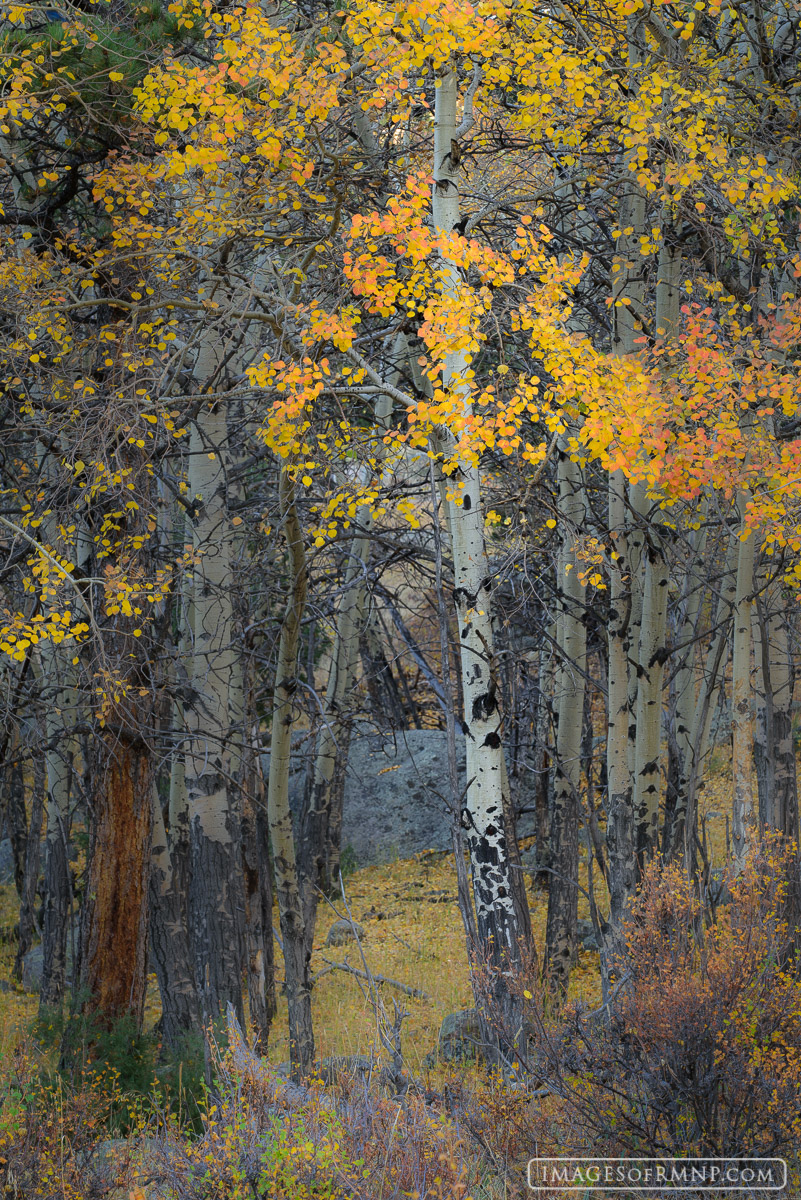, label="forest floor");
[0,748,734,1078]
